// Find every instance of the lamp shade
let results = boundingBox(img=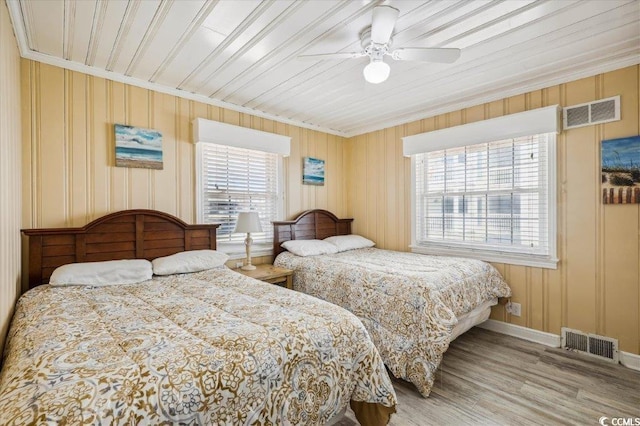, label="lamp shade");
[363,60,390,84]
[234,211,263,233]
